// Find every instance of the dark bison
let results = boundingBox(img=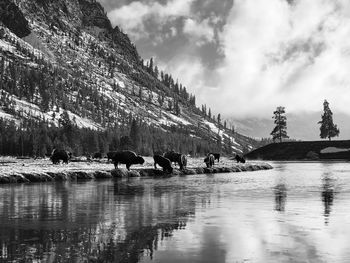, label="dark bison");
[107,151,117,162]
[163,151,187,170]
[93,152,102,159]
[235,154,246,163]
[153,155,173,173]
[51,149,71,164]
[204,154,215,168]
[111,150,145,170]
[209,153,220,162]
